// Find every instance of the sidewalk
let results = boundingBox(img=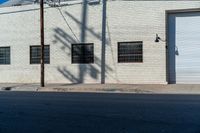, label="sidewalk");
[1,83,200,94]
[39,84,200,94]
[0,83,39,91]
